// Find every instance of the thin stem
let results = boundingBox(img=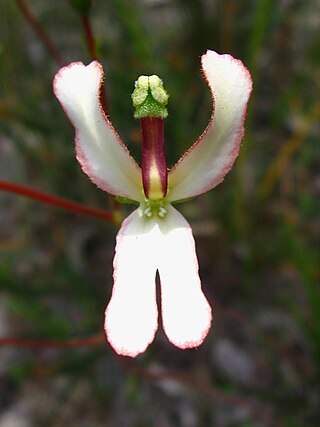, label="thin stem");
[0,181,118,224]
[81,14,109,115]
[81,15,98,60]
[14,0,66,66]
[0,334,105,349]
[80,12,119,210]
